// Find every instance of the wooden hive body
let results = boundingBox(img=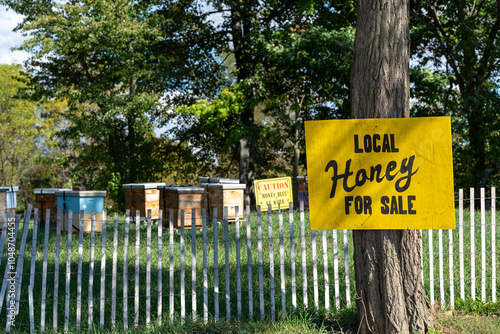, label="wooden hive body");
[35,189,71,228]
[0,187,18,226]
[203,183,246,221]
[123,183,165,219]
[158,186,204,229]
